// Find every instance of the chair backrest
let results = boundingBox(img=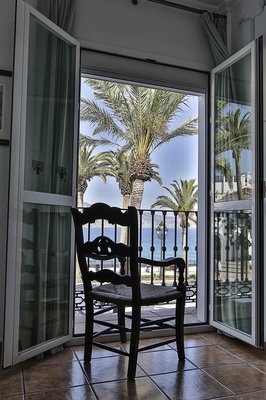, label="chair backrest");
[71,203,139,292]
